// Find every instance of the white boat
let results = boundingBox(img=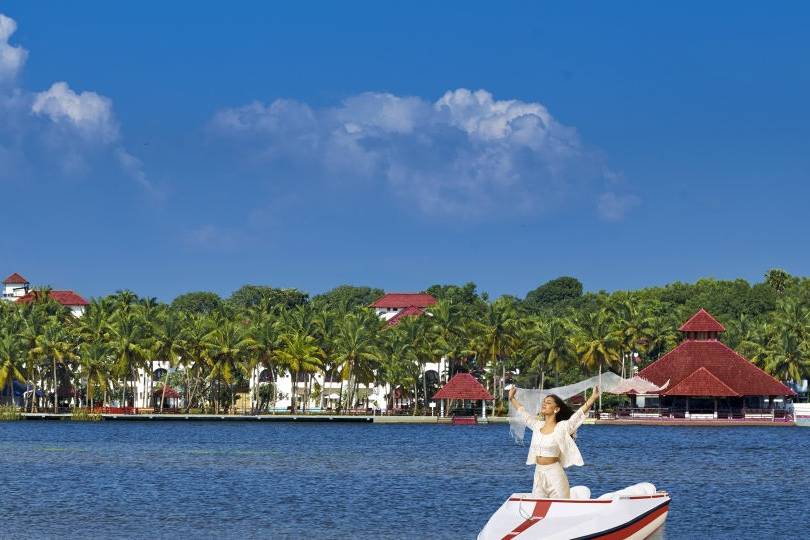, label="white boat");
[794,403,810,427]
[479,484,670,540]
